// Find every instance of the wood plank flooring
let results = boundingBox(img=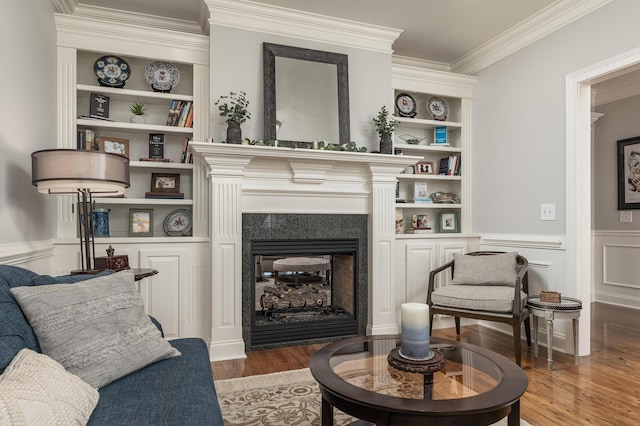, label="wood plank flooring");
[211,302,640,425]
